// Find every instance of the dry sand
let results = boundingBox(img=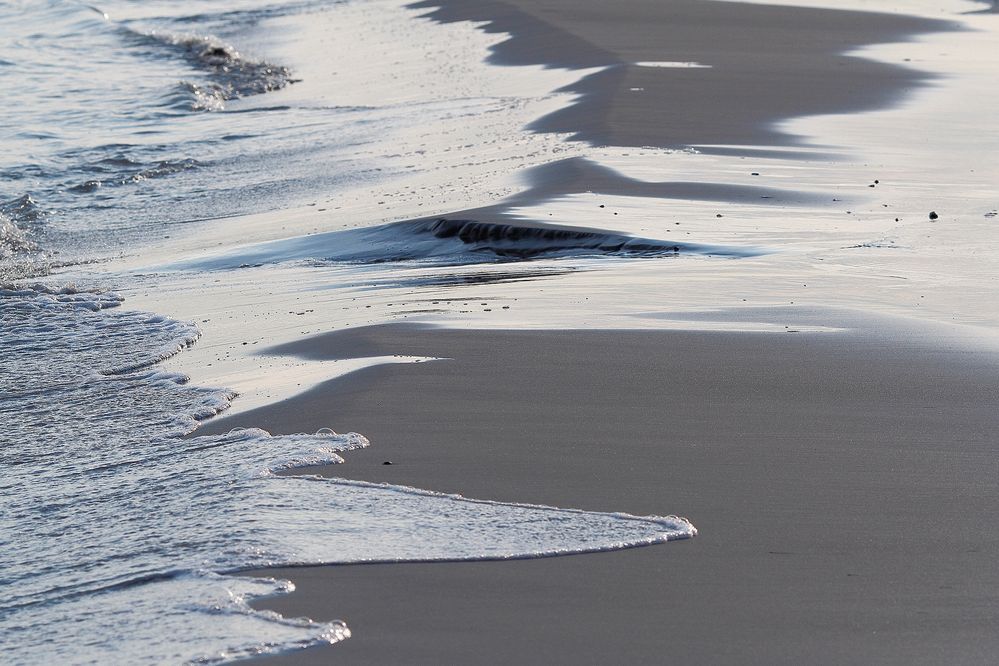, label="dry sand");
[207,315,999,664]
